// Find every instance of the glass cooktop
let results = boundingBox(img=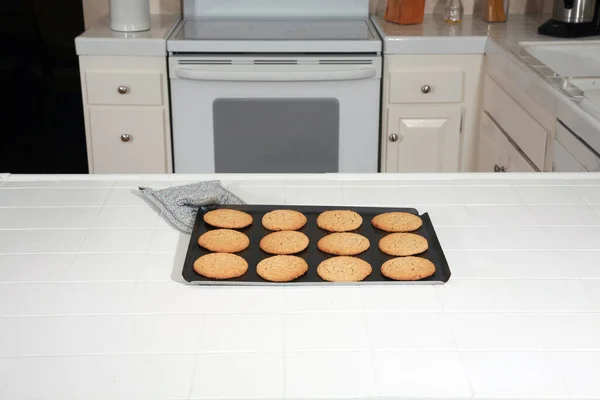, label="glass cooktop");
[176,18,374,41]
